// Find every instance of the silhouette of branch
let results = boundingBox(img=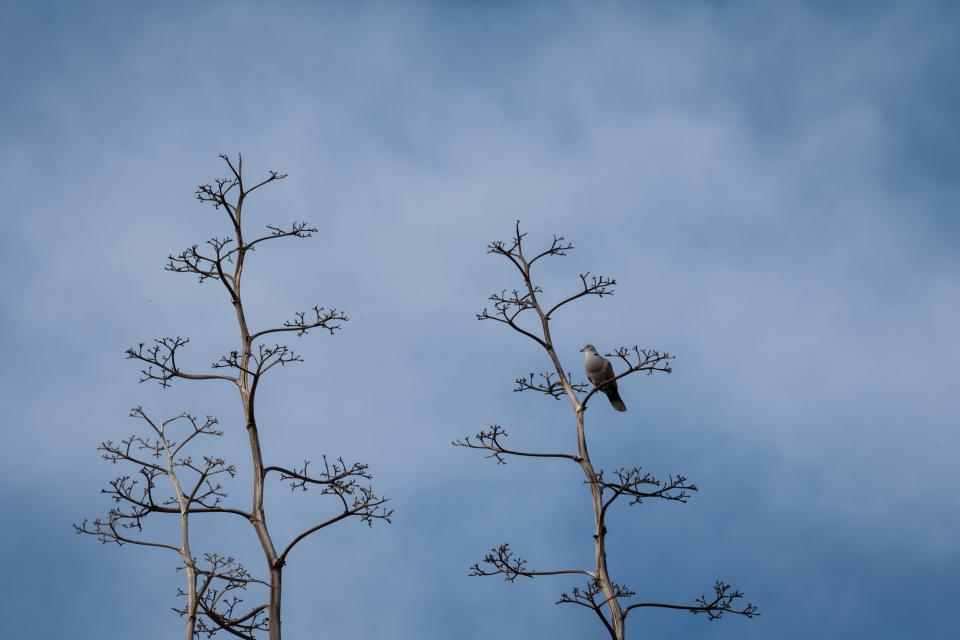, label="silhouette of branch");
[77,406,264,638]
[177,553,269,639]
[476,288,547,348]
[212,343,303,378]
[250,306,348,341]
[596,467,697,518]
[514,371,590,399]
[470,544,595,582]
[238,164,287,196]
[623,581,760,621]
[453,425,581,465]
[126,337,237,388]
[195,172,239,223]
[73,513,180,551]
[75,408,250,537]
[268,456,392,565]
[172,223,316,286]
[195,154,286,215]
[546,272,617,318]
[487,220,575,271]
[276,485,392,565]
[528,233,575,266]
[166,237,238,286]
[485,220,530,276]
[558,579,636,638]
[235,221,315,253]
[265,456,372,491]
[94,462,248,521]
[167,221,317,292]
